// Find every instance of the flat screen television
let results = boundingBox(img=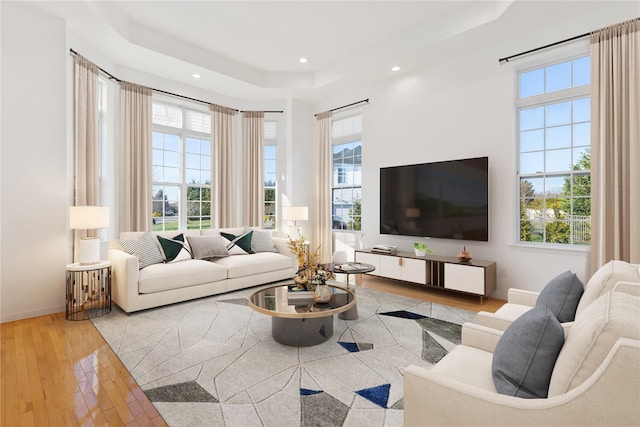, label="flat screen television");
[380,156,489,241]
